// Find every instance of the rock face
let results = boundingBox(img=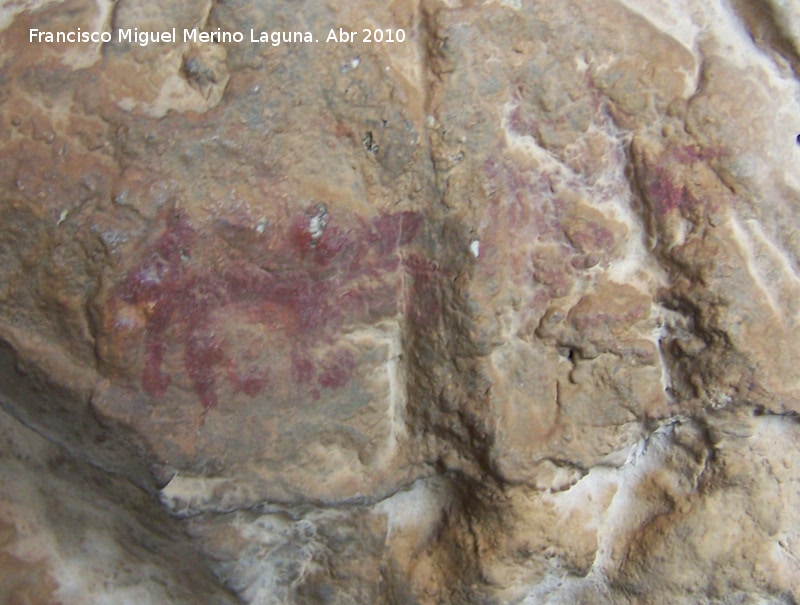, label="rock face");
[3,0,800,603]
